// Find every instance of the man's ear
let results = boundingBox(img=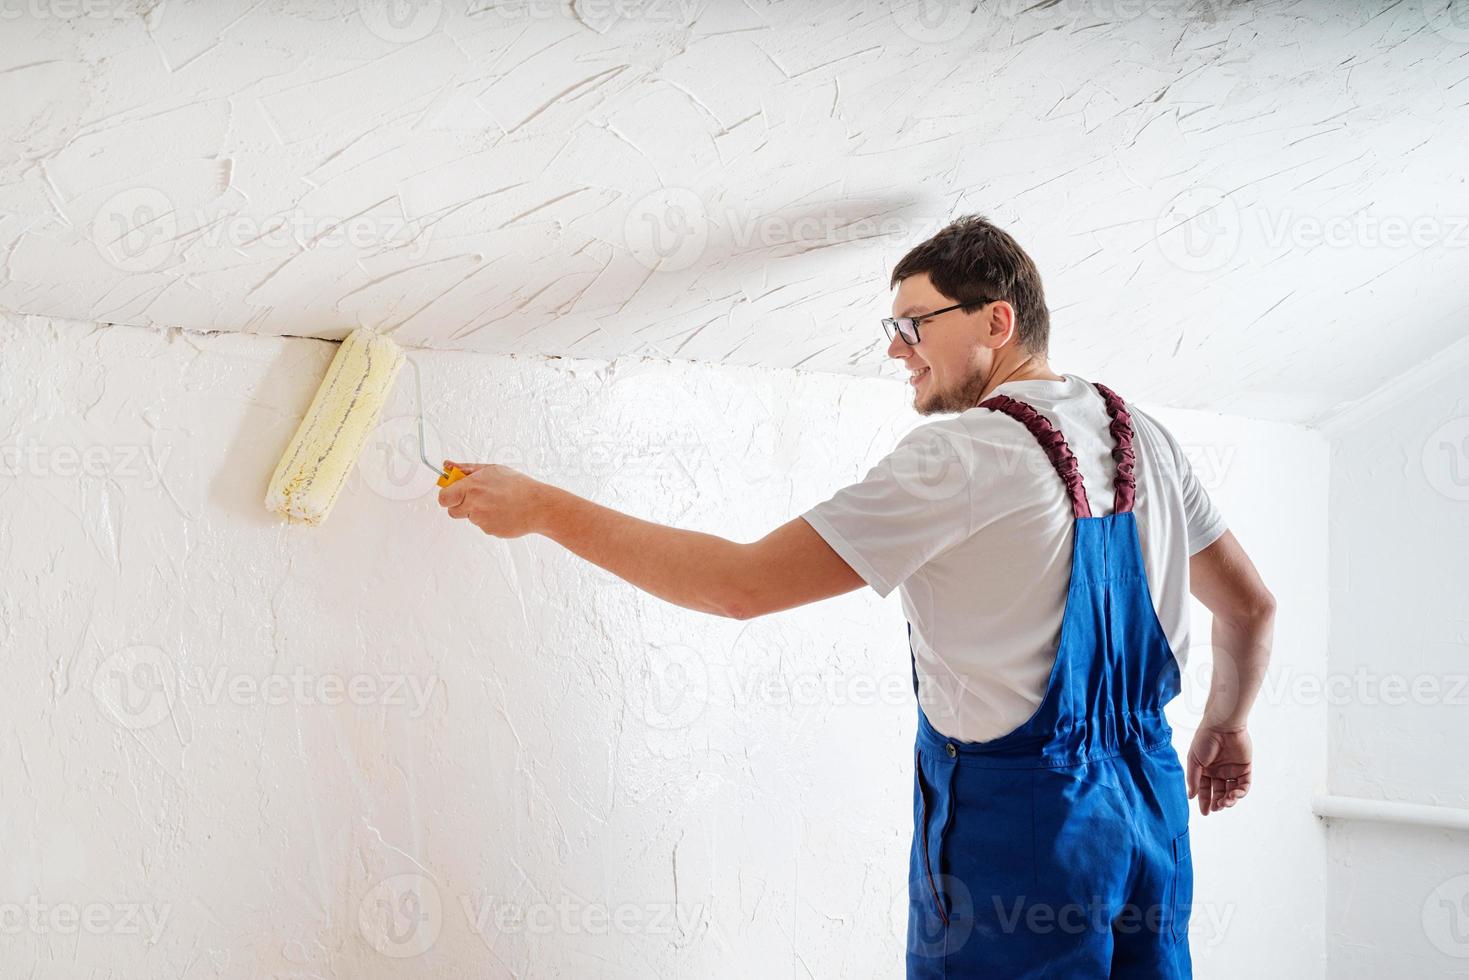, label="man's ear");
[984,301,1016,347]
